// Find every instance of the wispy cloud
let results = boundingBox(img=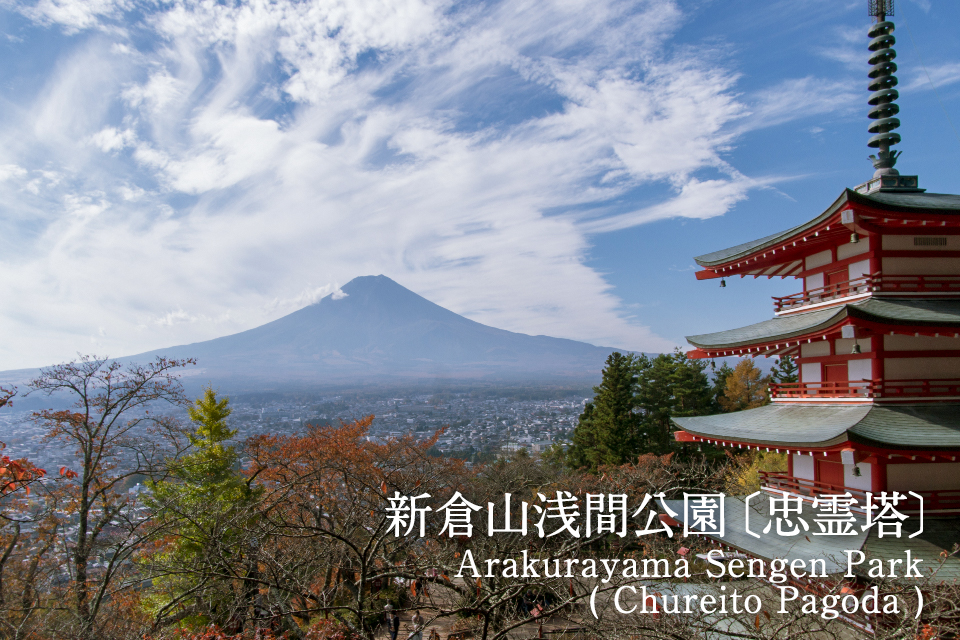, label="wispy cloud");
[0,0,861,368]
[903,62,960,92]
